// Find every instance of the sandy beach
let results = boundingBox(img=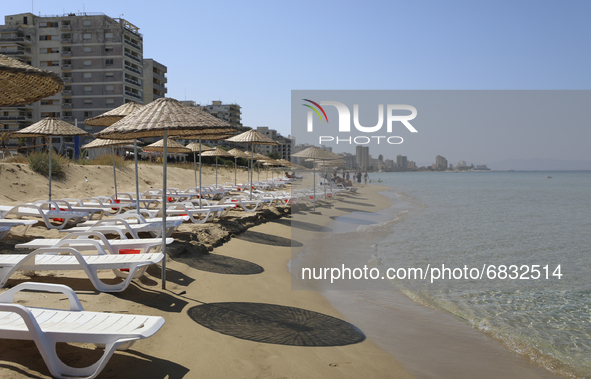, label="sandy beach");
[0,162,413,379]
